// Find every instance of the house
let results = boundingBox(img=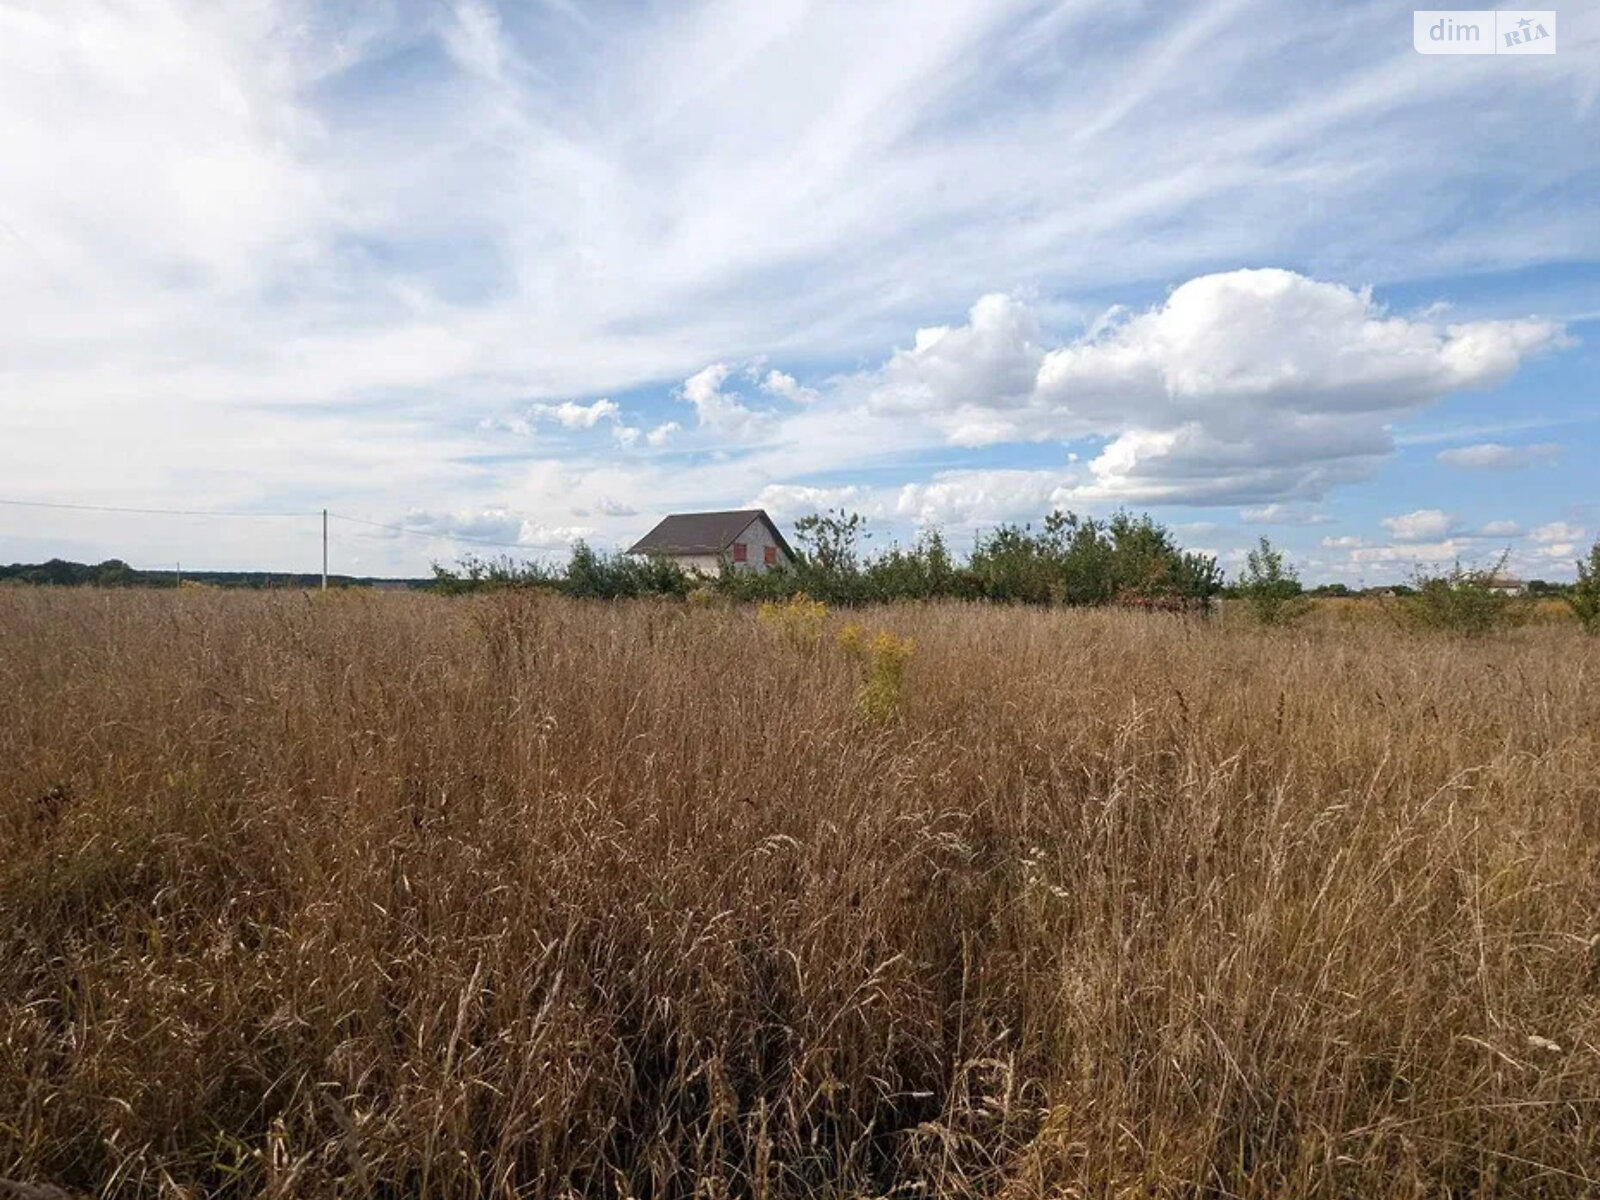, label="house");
[627,509,796,575]
[1486,575,1526,597]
